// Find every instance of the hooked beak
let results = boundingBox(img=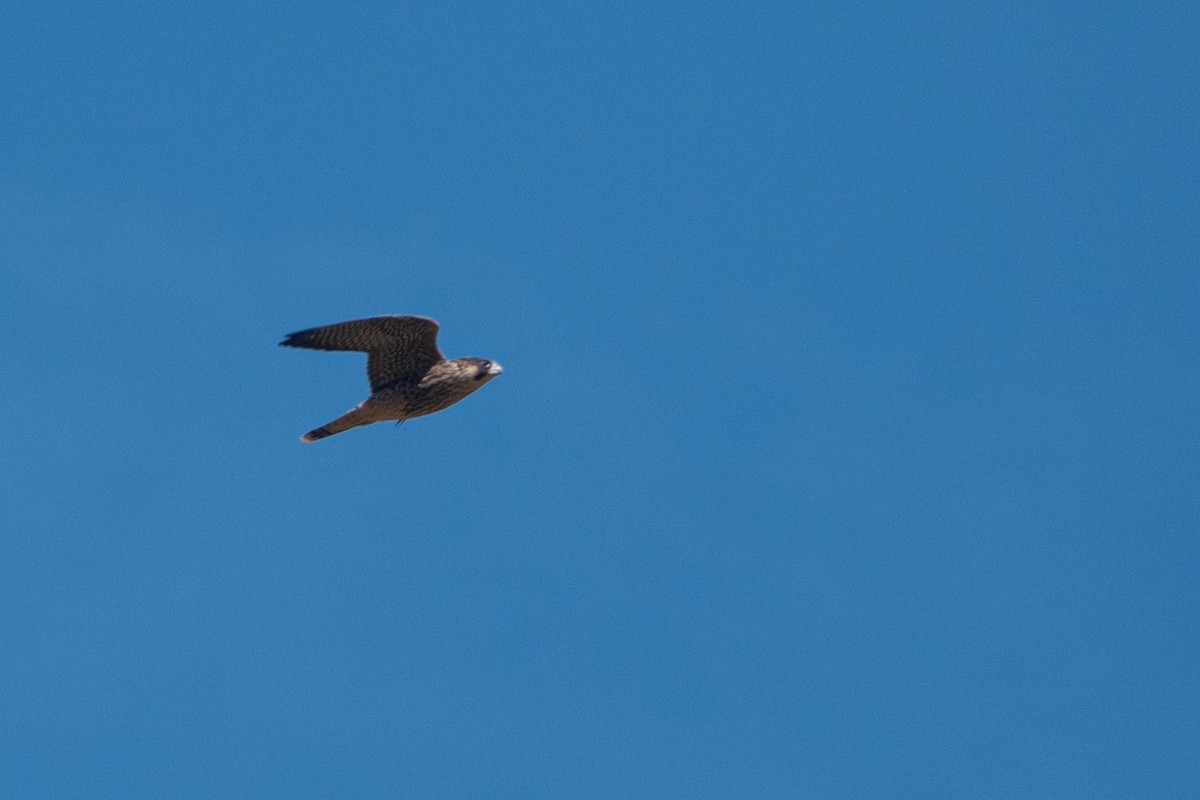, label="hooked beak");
[487,362,504,376]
